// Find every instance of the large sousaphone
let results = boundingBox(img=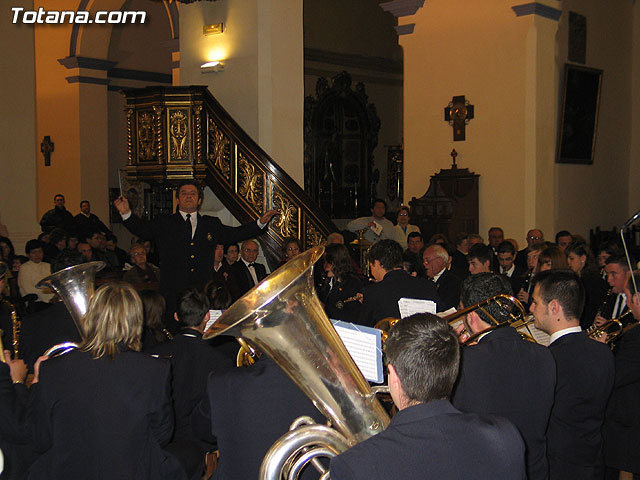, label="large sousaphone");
[203,245,390,479]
